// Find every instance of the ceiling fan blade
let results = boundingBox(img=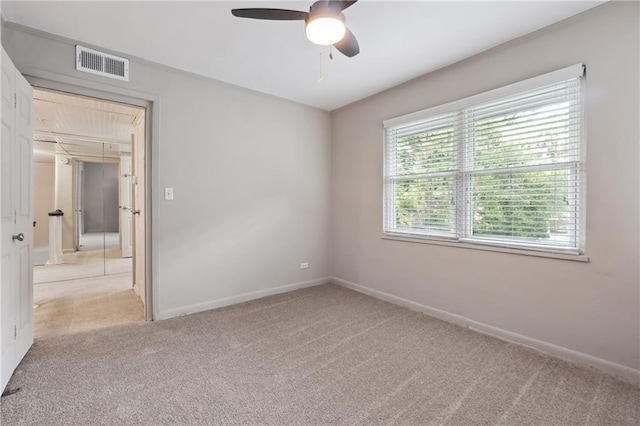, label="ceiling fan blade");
[231,8,308,21]
[334,28,359,58]
[328,0,358,12]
